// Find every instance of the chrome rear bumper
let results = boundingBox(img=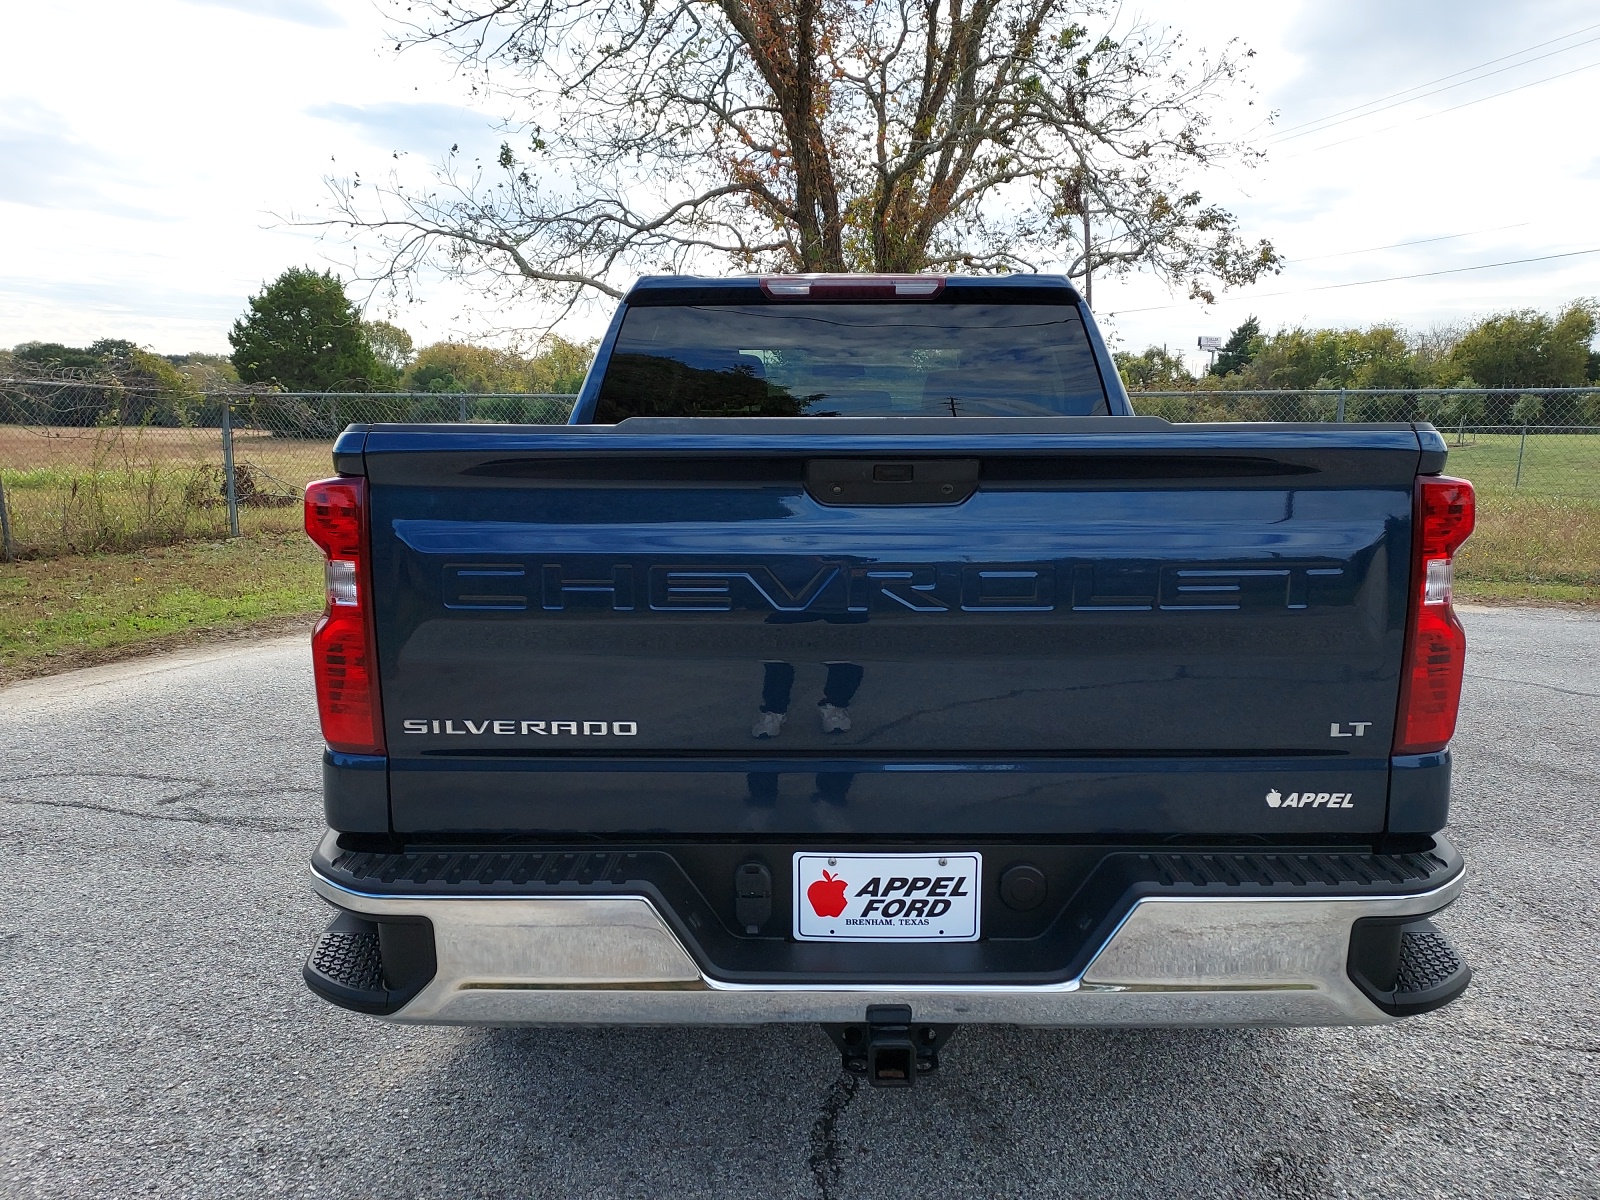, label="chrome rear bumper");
[310,868,1464,1027]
